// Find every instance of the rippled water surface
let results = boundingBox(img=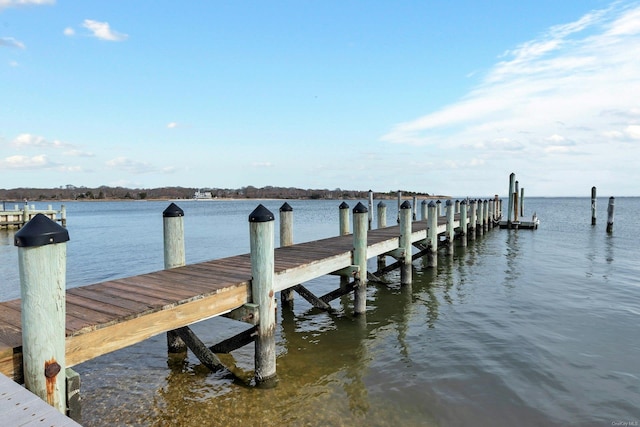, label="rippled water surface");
[1,198,639,426]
